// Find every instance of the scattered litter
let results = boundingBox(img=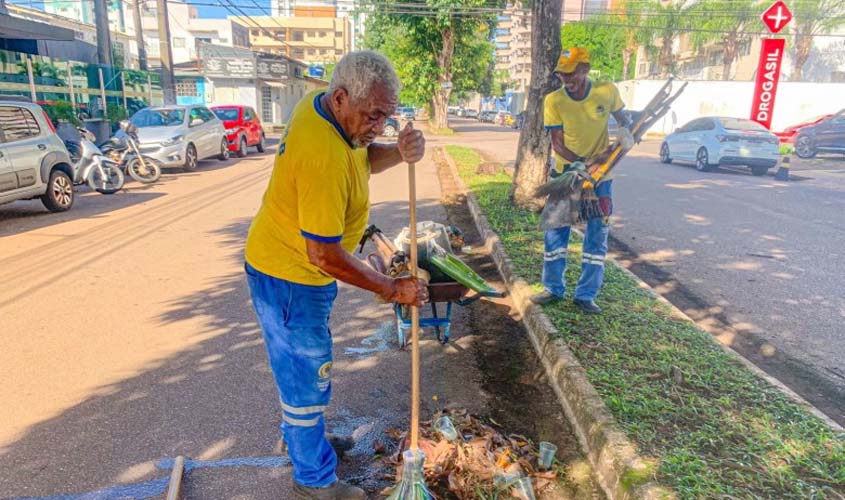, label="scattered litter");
[344,320,392,357]
[381,409,558,499]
